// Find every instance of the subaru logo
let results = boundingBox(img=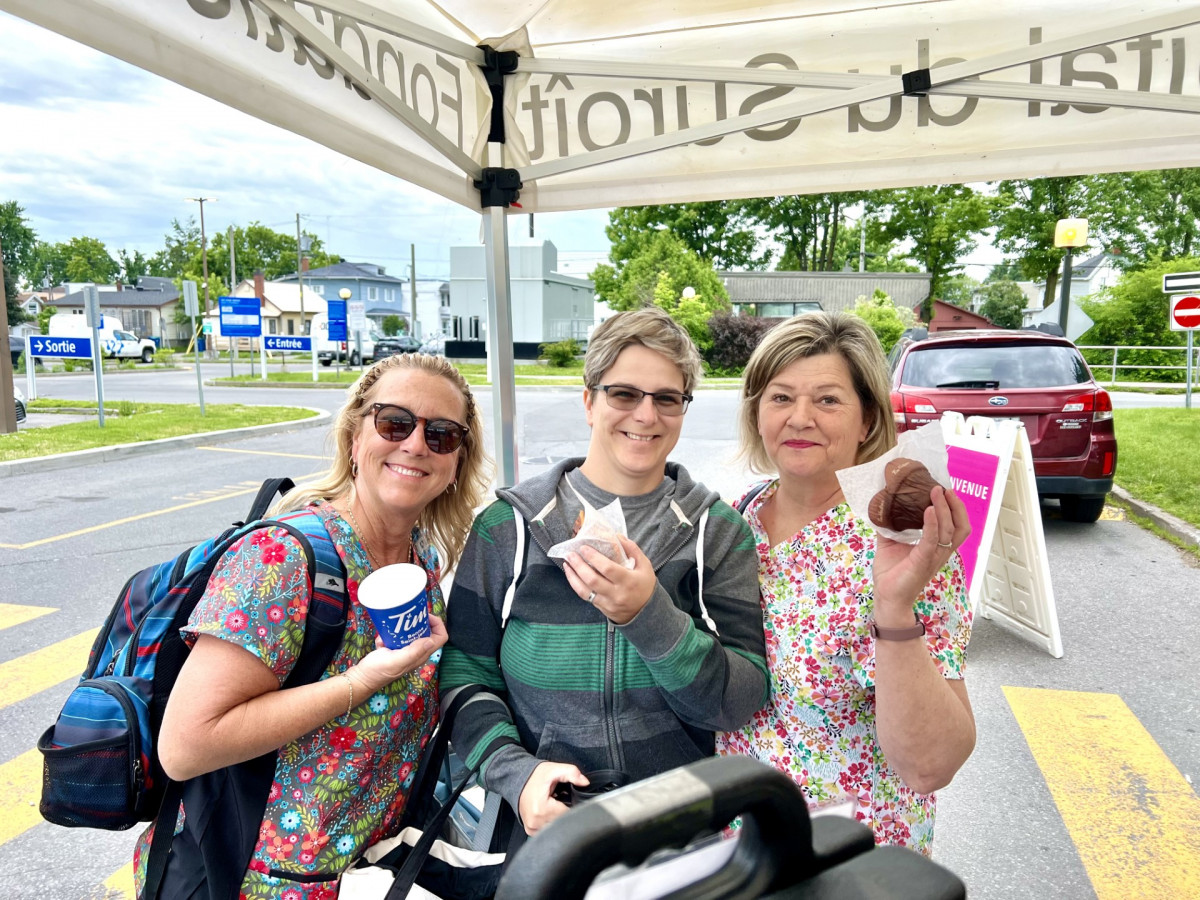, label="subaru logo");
[989,396,1009,406]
